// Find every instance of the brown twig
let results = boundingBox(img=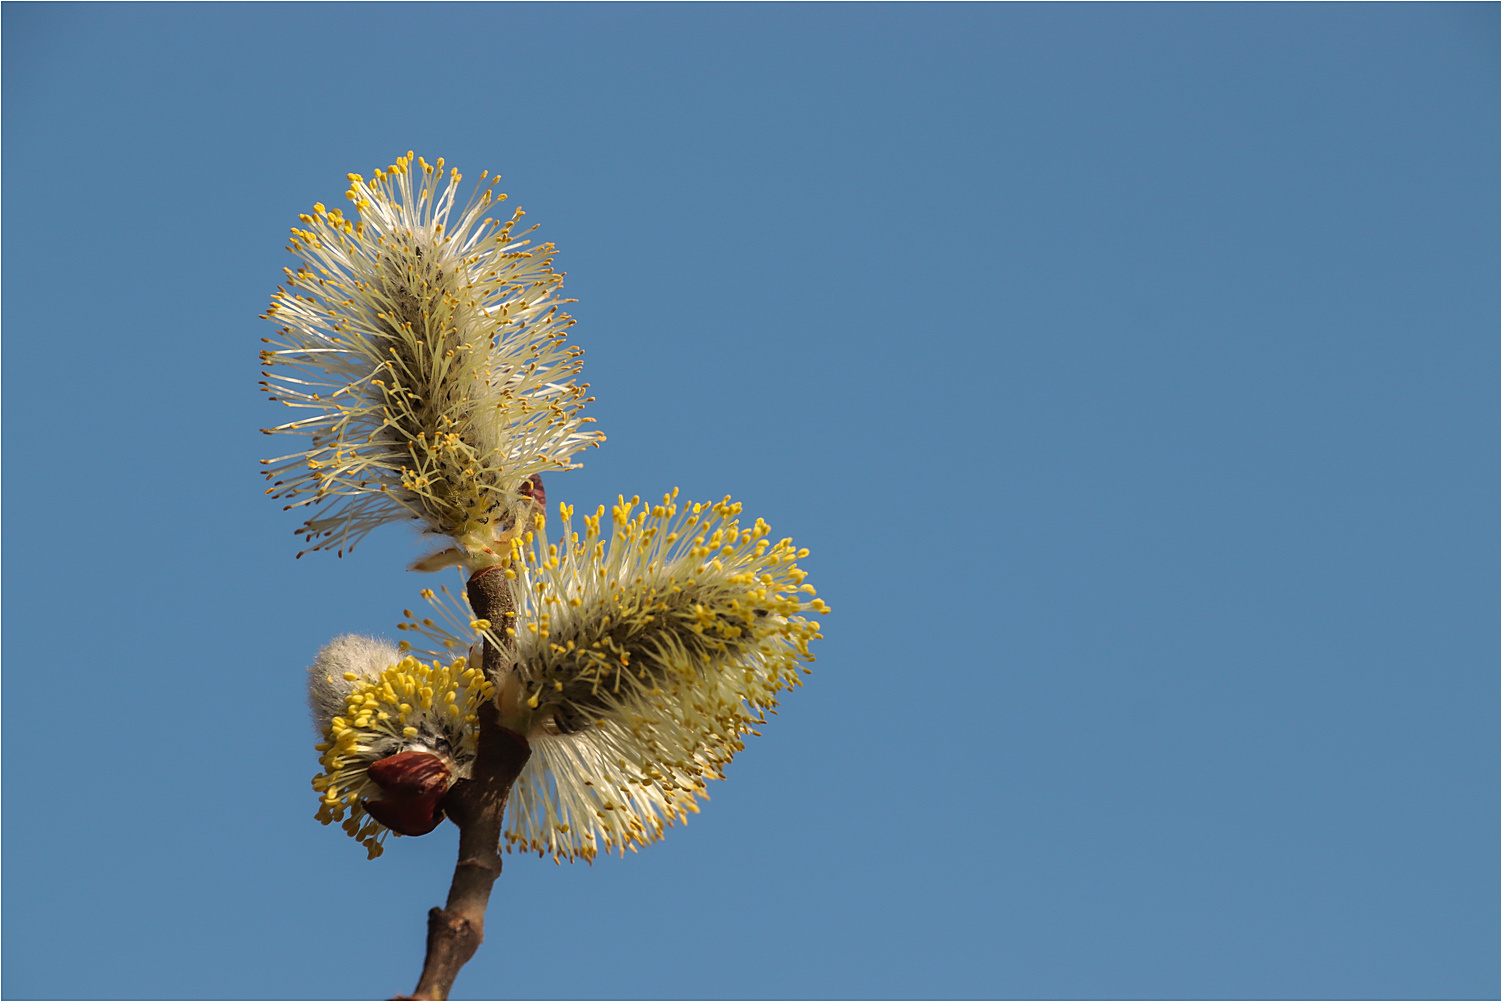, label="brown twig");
[403,566,530,1001]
